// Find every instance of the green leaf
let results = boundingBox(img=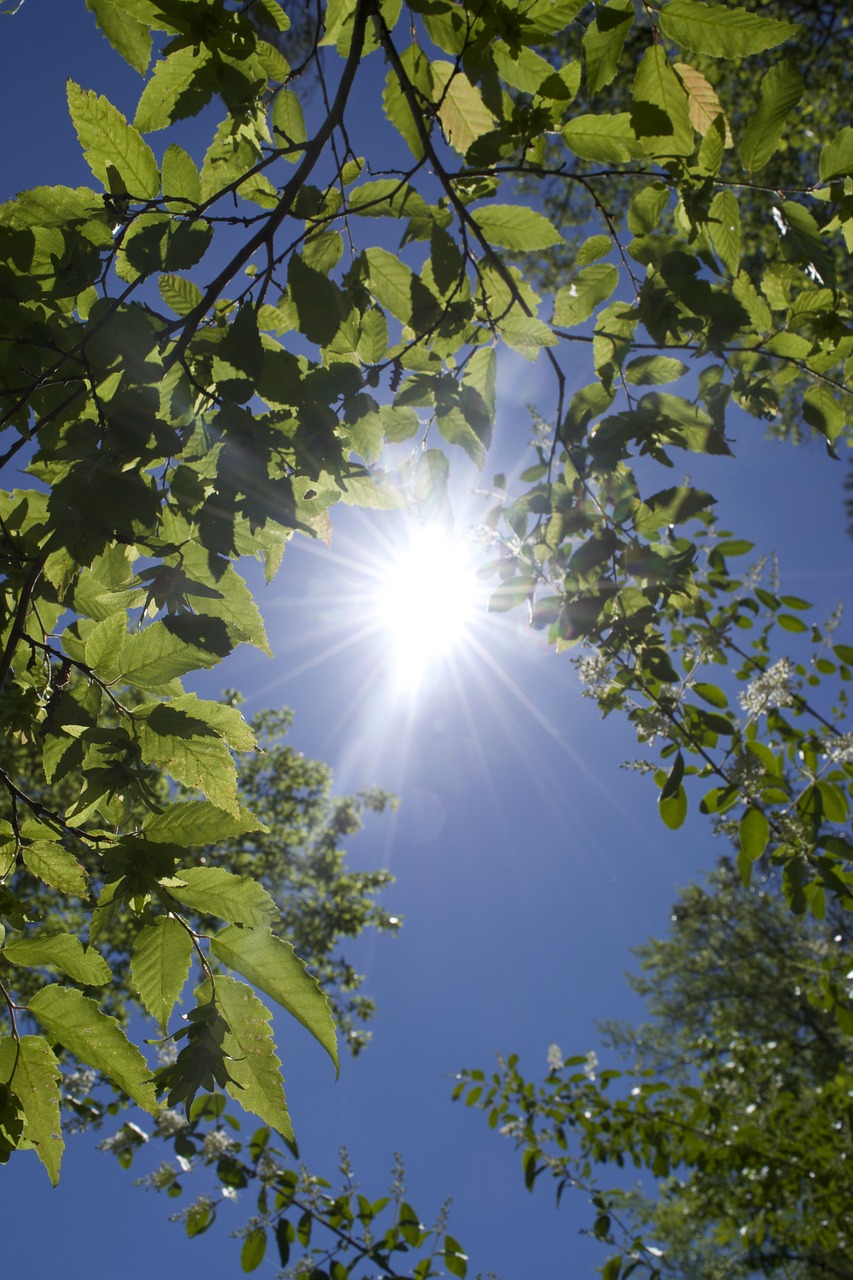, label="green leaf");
[212,976,293,1140]
[472,204,563,252]
[553,264,618,327]
[658,1,799,58]
[212,925,339,1076]
[739,61,803,173]
[3,933,111,986]
[0,1036,62,1184]
[130,917,194,1033]
[117,618,226,690]
[21,842,89,898]
[739,806,769,862]
[803,384,844,443]
[364,247,416,323]
[159,274,203,316]
[692,682,728,709]
[708,189,740,276]
[241,1227,268,1273]
[431,61,496,157]
[272,90,307,156]
[67,81,159,198]
[165,867,279,929]
[582,0,633,94]
[624,356,688,385]
[161,143,201,207]
[562,113,645,162]
[660,784,688,830]
[820,125,853,181]
[631,46,694,157]
[86,0,152,74]
[132,695,254,816]
[133,46,215,133]
[143,801,263,847]
[28,986,158,1113]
